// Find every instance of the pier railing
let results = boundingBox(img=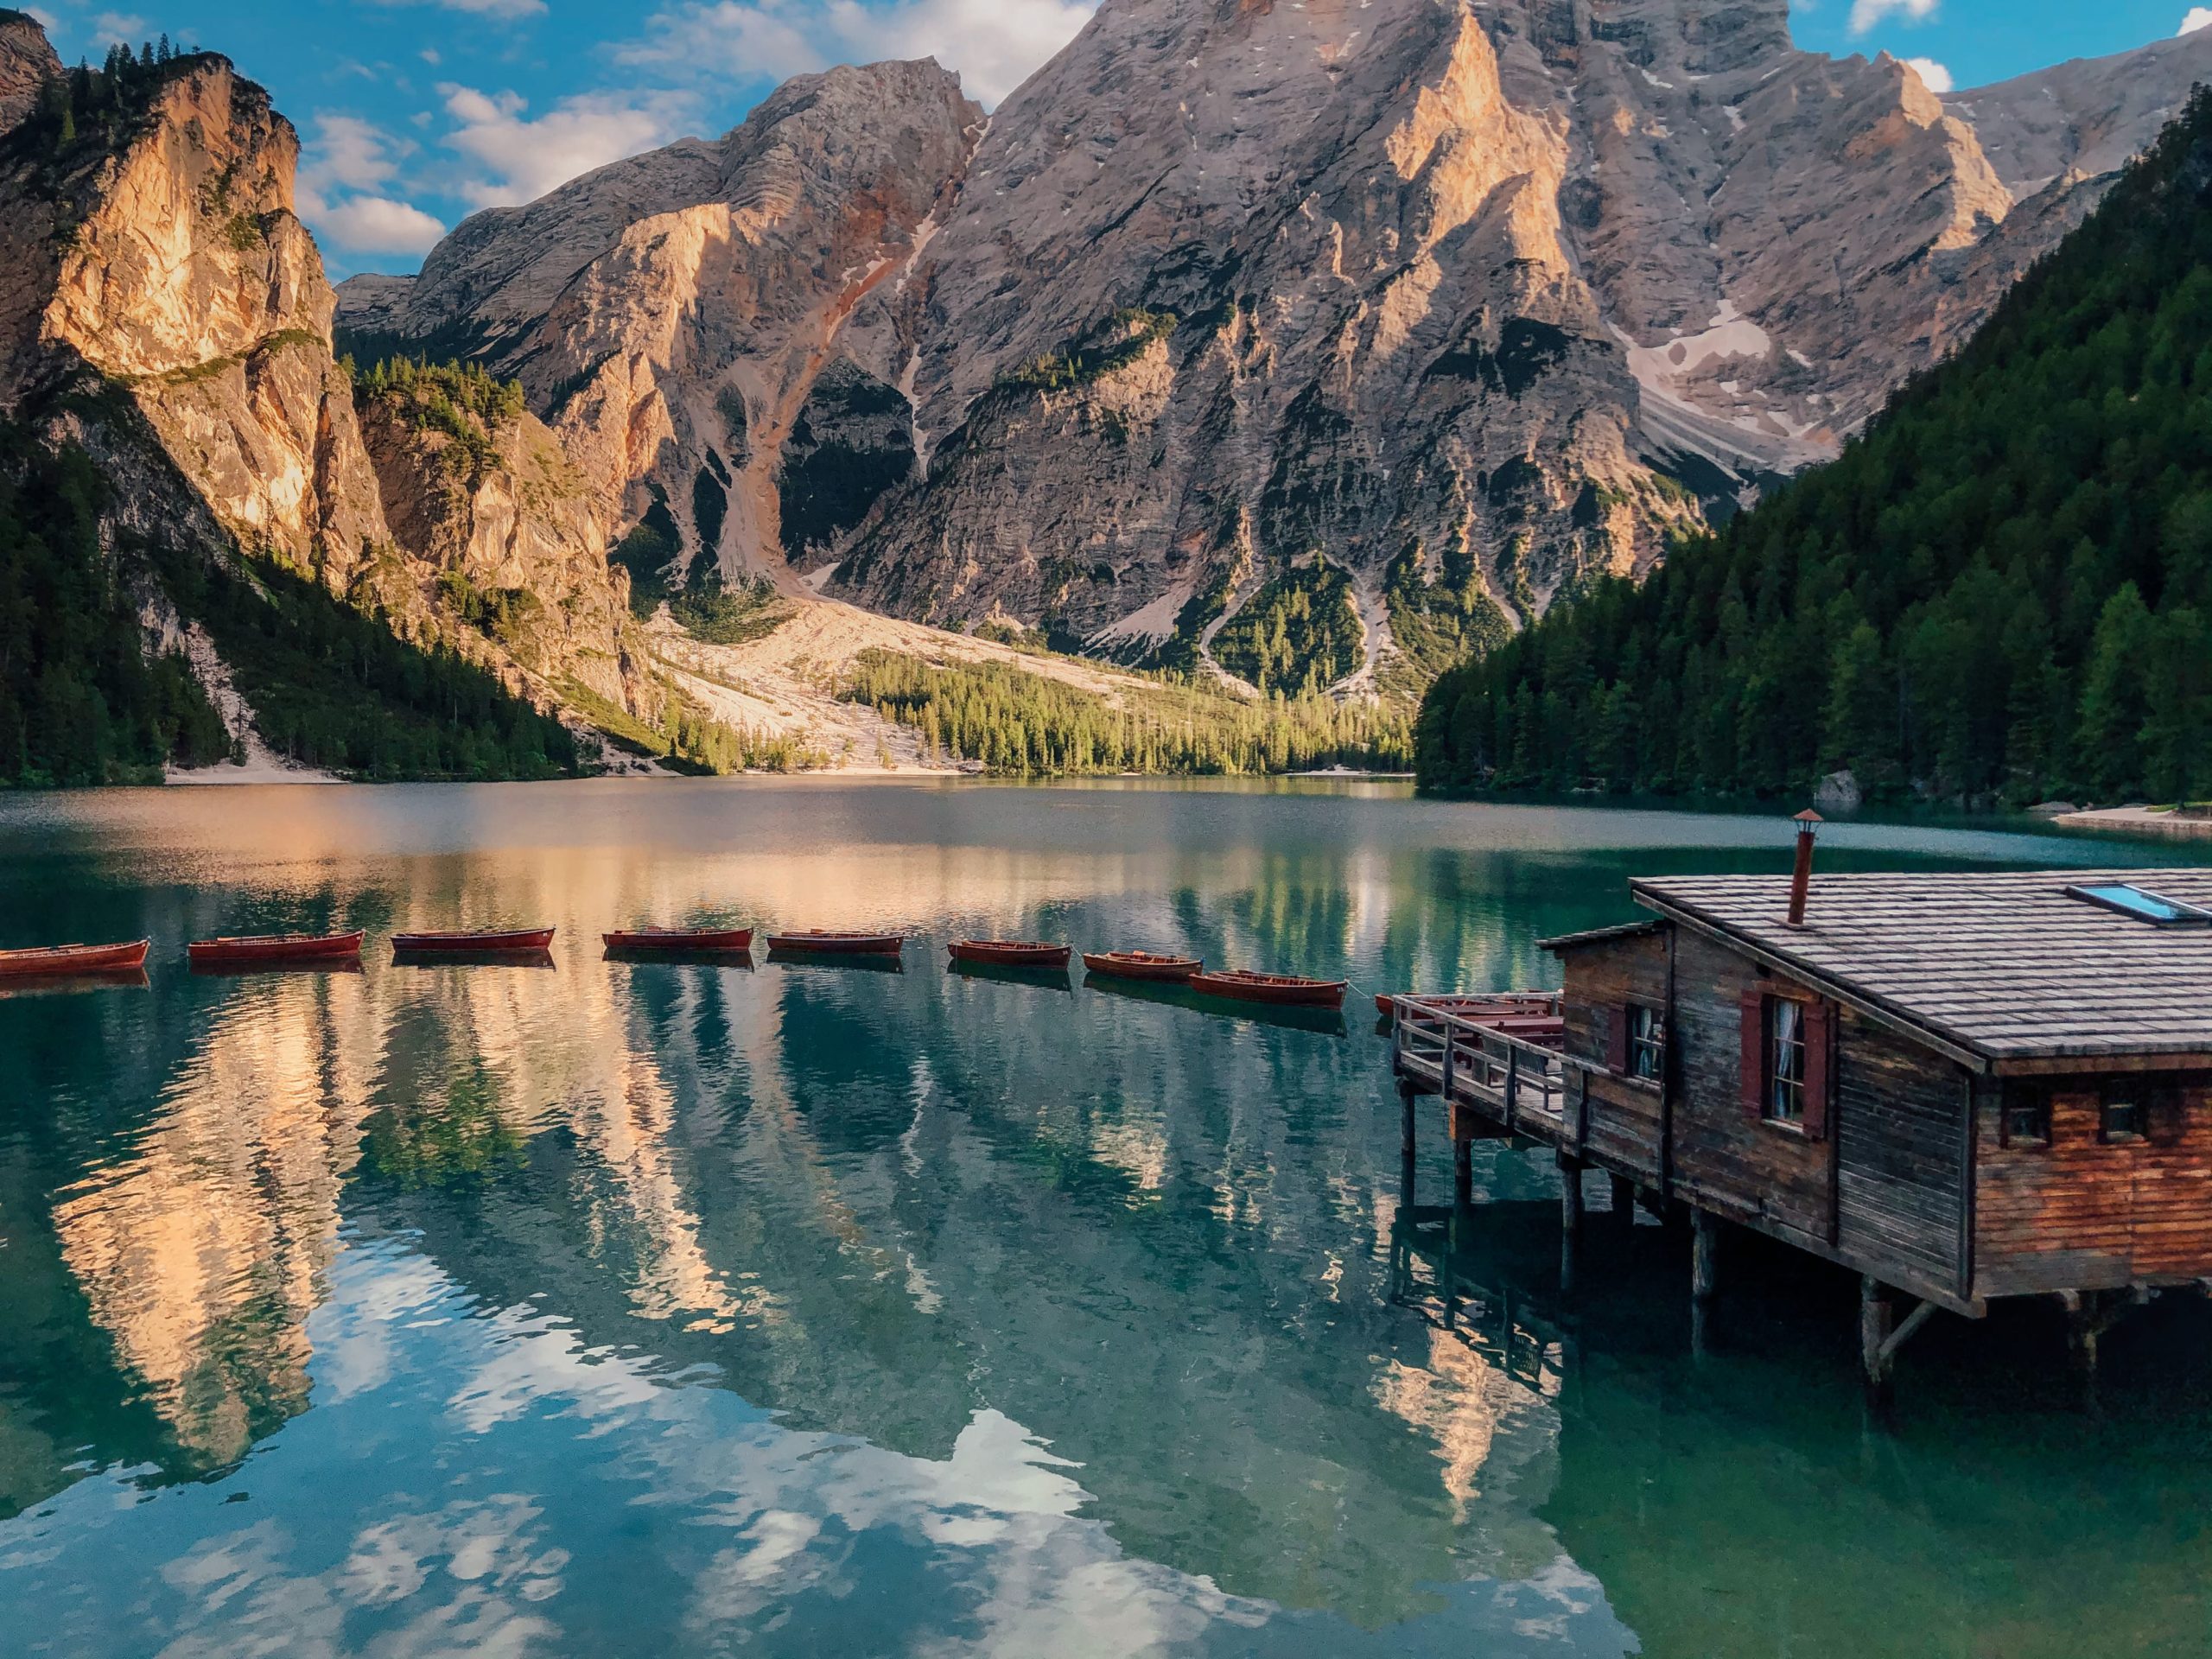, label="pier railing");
[1392,994,1580,1132]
